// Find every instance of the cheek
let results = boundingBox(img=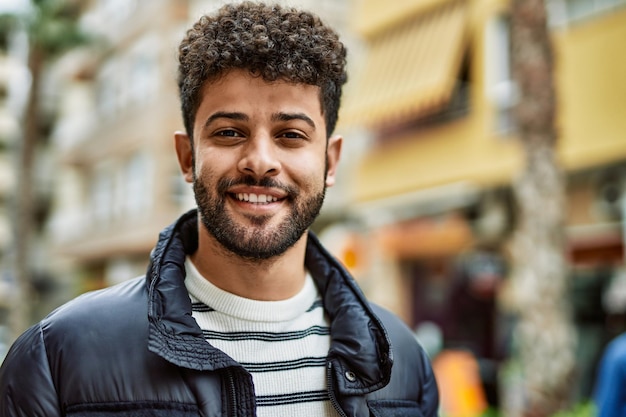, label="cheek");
[195,148,233,176]
[194,156,219,186]
[286,159,327,191]
[284,148,328,174]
